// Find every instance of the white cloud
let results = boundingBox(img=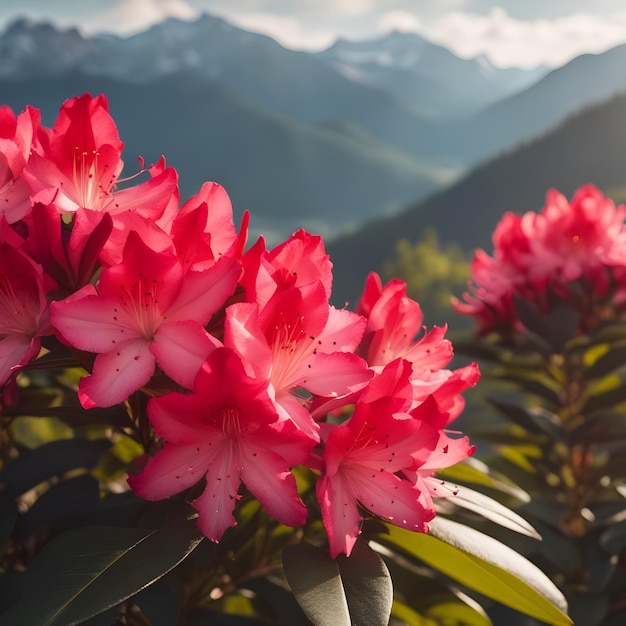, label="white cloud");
[377,10,422,33]
[83,0,199,35]
[420,7,626,68]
